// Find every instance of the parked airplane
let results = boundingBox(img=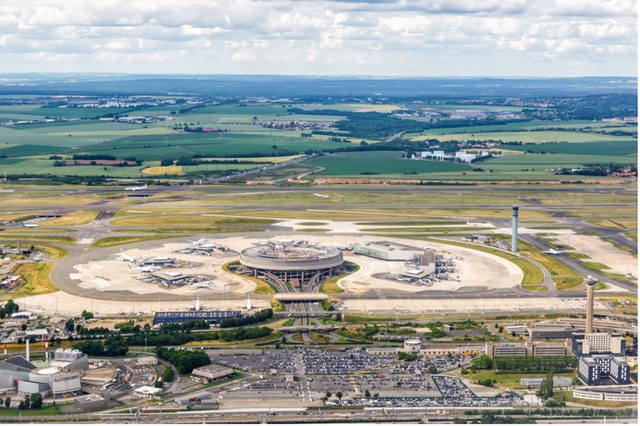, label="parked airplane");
[20,222,37,228]
[125,184,147,191]
[188,238,219,249]
[119,249,135,262]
